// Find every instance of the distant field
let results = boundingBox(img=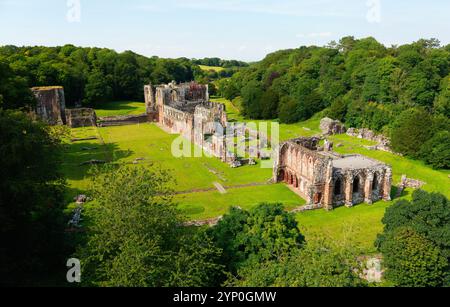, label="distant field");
[94,101,146,117]
[199,65,224,72]
[62,98,450,253]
